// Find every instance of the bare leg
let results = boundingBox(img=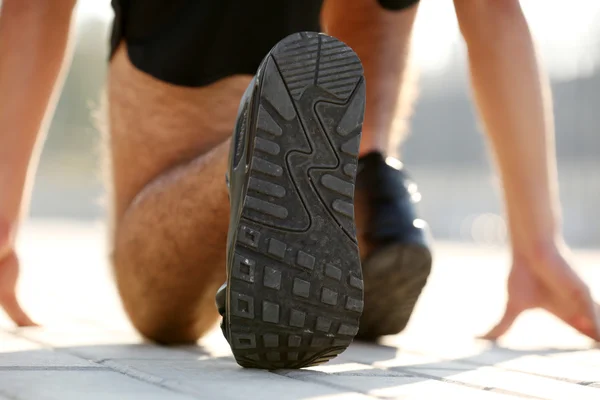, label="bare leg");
[108,44,252,343]
[322,0,420,260]
[110,1,420,343]
[323,1,432,340]
[322,0,419,157]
